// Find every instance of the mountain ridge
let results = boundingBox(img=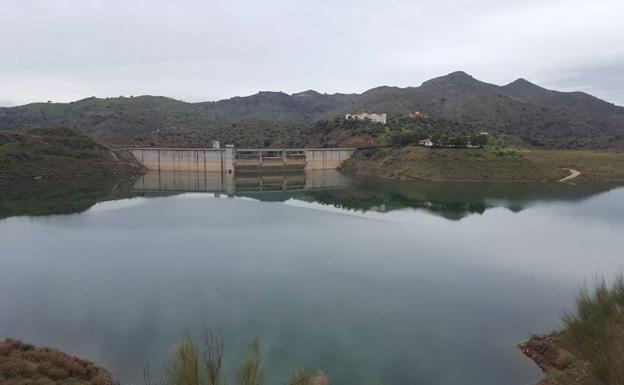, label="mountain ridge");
[1,72,624,149]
